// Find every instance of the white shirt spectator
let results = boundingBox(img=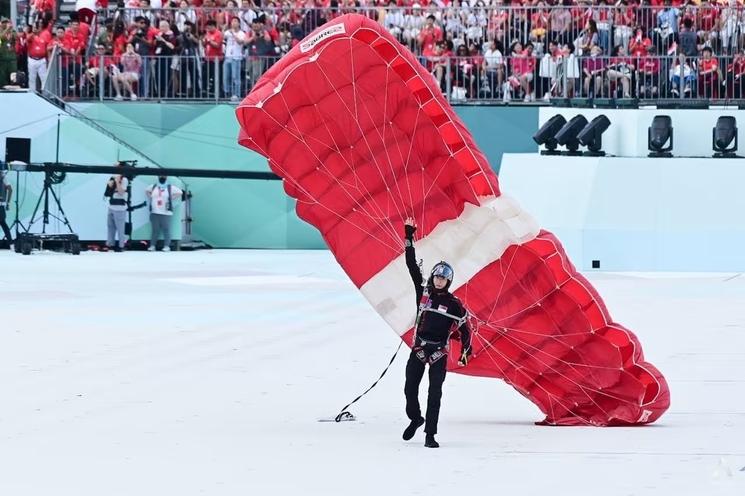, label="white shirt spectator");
[224,29,247,59]
[146,183,183,216]
[484,48,503,69]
